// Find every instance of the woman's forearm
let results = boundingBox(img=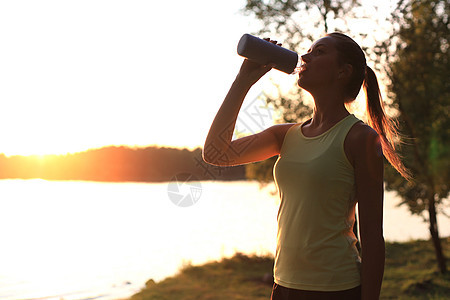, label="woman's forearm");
[203,58,274,165]
[360,236,385,300]
[203,79,252,165]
